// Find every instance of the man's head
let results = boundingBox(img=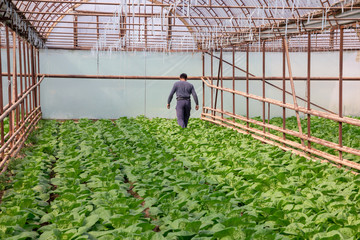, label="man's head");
[180,73,187,81]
